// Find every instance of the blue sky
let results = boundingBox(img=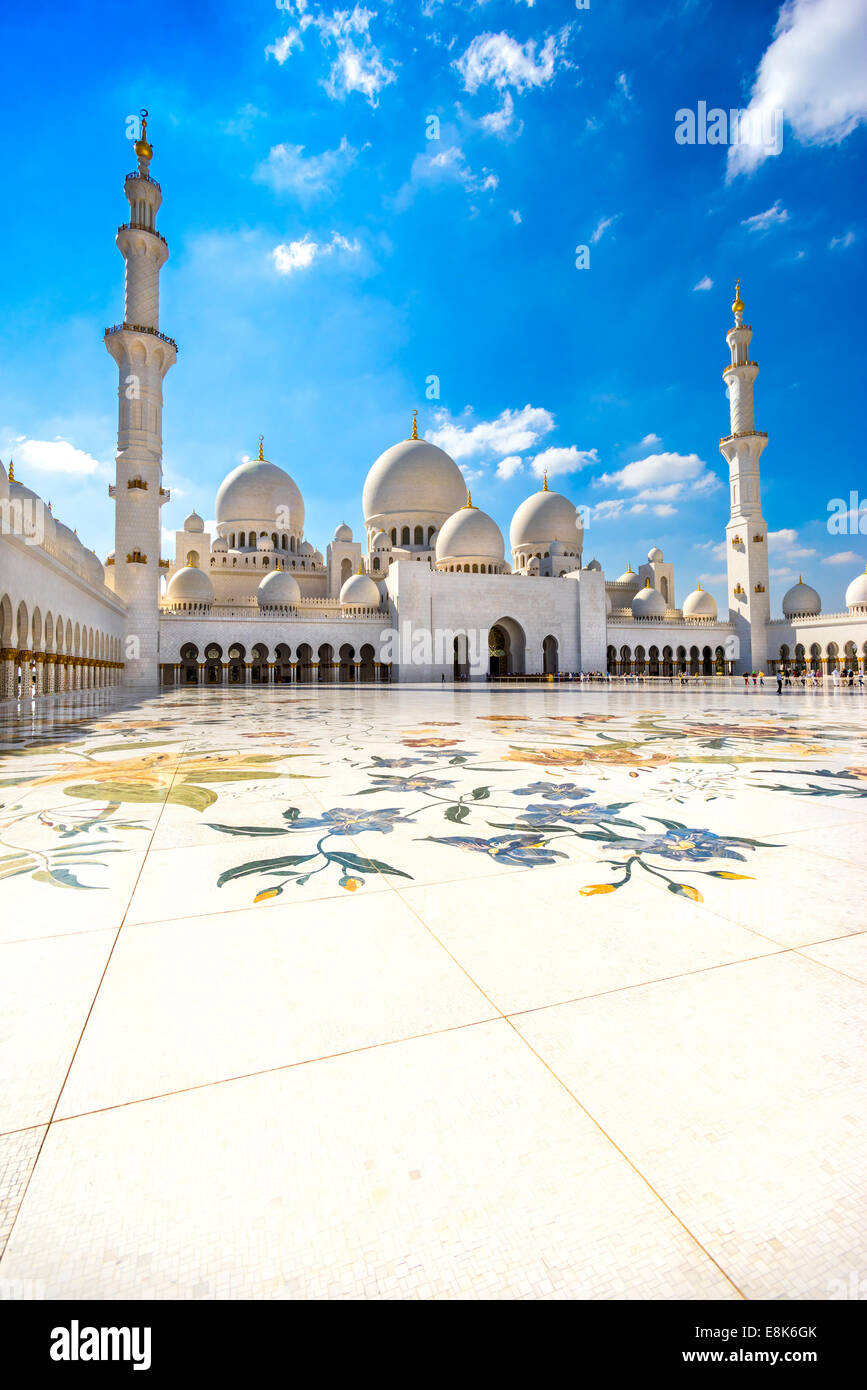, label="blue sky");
[1,0,865,610]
